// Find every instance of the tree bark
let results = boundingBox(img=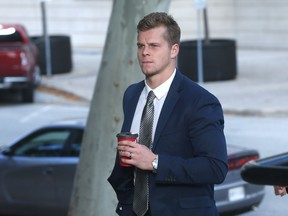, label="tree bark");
[68,0,171,215]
